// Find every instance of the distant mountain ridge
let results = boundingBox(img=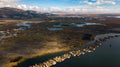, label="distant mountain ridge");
[0,7,52,19]
[0,7,120,20]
